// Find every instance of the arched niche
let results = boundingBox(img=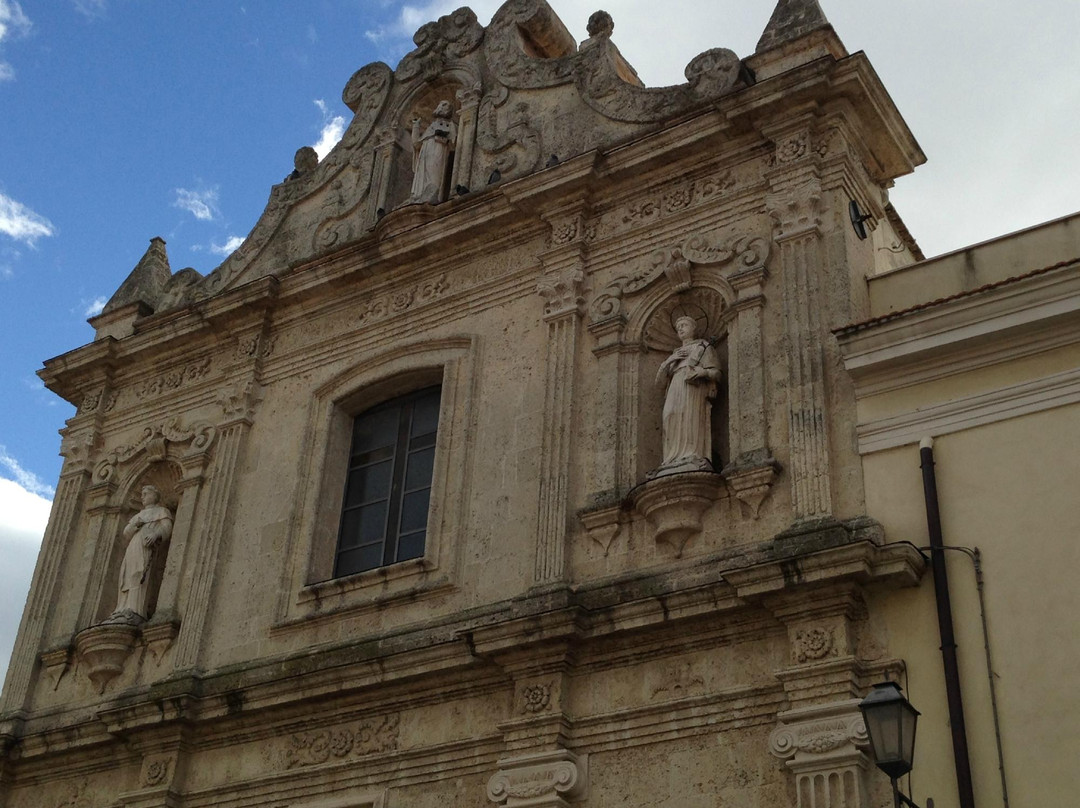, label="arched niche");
[382,68,480,212]
[628,280,736,481]
[96,461,182,624]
